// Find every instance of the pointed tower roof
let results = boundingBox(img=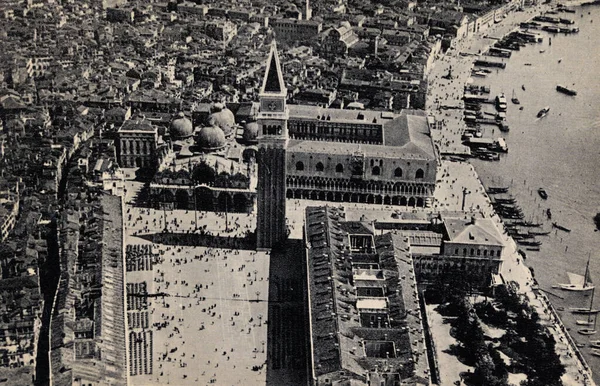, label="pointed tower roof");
[260,42,286,95]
